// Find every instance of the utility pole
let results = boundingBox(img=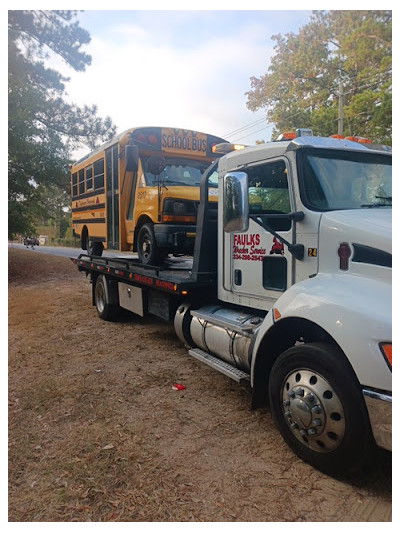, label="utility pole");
[338,79,344,136]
